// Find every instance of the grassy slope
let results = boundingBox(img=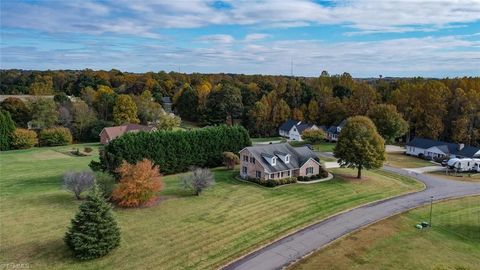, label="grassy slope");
[290,196,480,270]
[385,152,433,168]
[1,145,422,270]
[428,171,480,183]
[251,137,285,143]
